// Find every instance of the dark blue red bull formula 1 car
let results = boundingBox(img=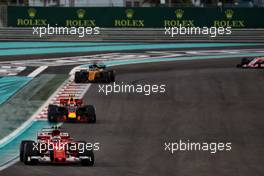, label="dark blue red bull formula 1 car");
[47,95,96,123]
